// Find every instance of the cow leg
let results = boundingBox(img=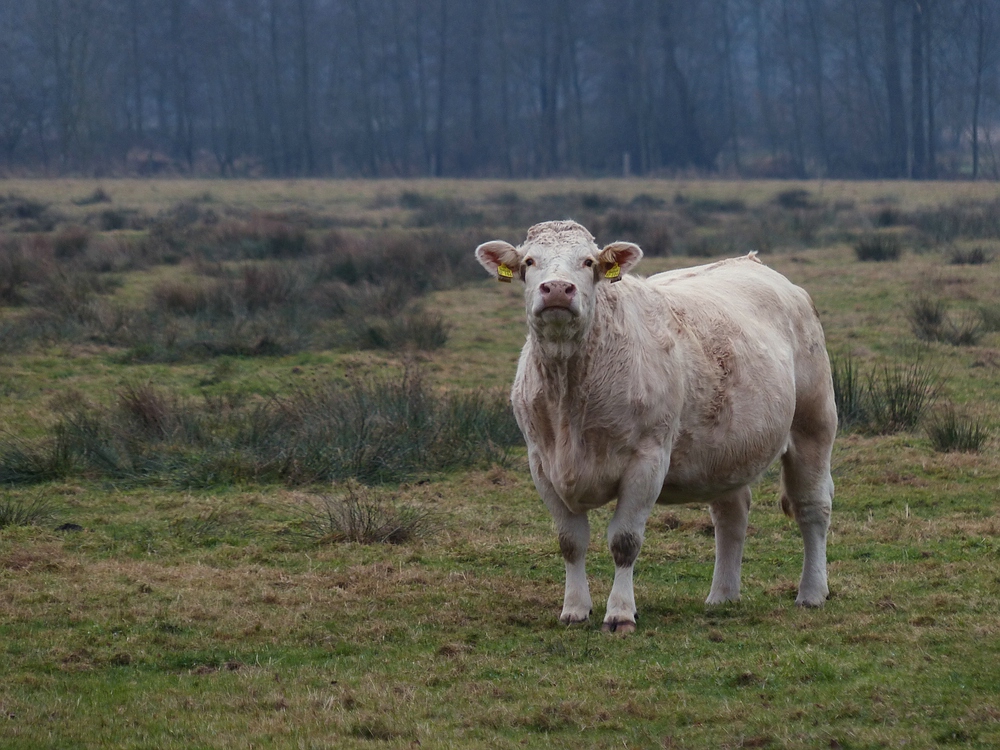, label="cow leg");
[603,454,667,633]
[555,510,592,624]
[780,432,835,607]
[705,486,751,605]
[532,466,593,624]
